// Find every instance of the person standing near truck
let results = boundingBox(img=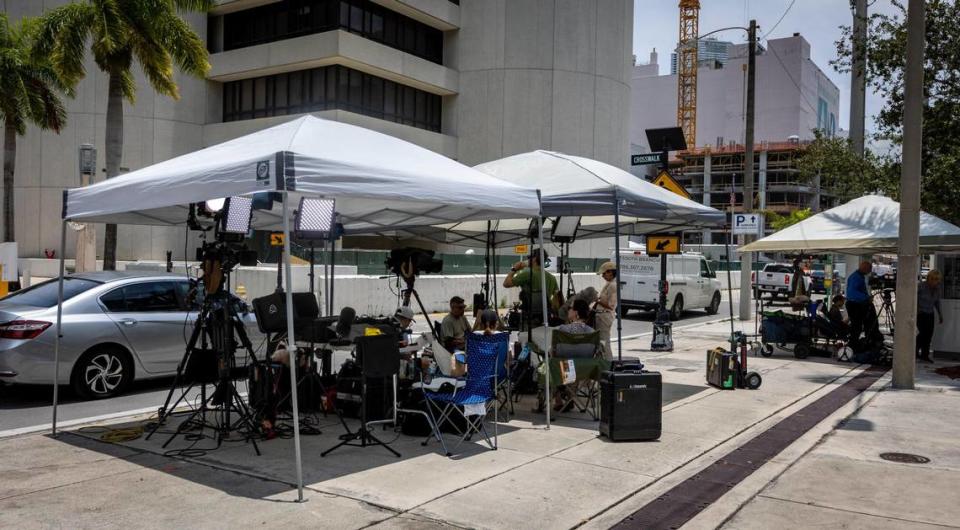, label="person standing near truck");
[594,261,618,360]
